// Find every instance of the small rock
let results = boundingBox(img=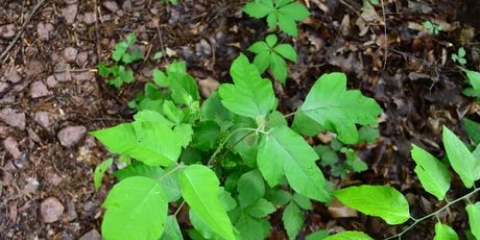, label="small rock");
[3,137,21,159]
[82,12,96,25]
[30,81,51,98]
[47,173,63,186]
[57,126,87,147]
[0,24,16,39]
[25,60,44,77]
[37,22,54,41]
[46,75,58,88]
[76,51,89,66]
[66,200,77,221]
[65,0,78,4]
[5,67,21,83]
[34,111,50,129]
[79,229,102,240]
[102,1,119,12]
[61,4,78,24]
[0,108,26,130]
[54,62,72,82]
[63,47,78,63]
[72,71,94,81]
[23,177,39,194]
[40,197,64,223]
[199,77,219,97]
[27,128,41,142]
